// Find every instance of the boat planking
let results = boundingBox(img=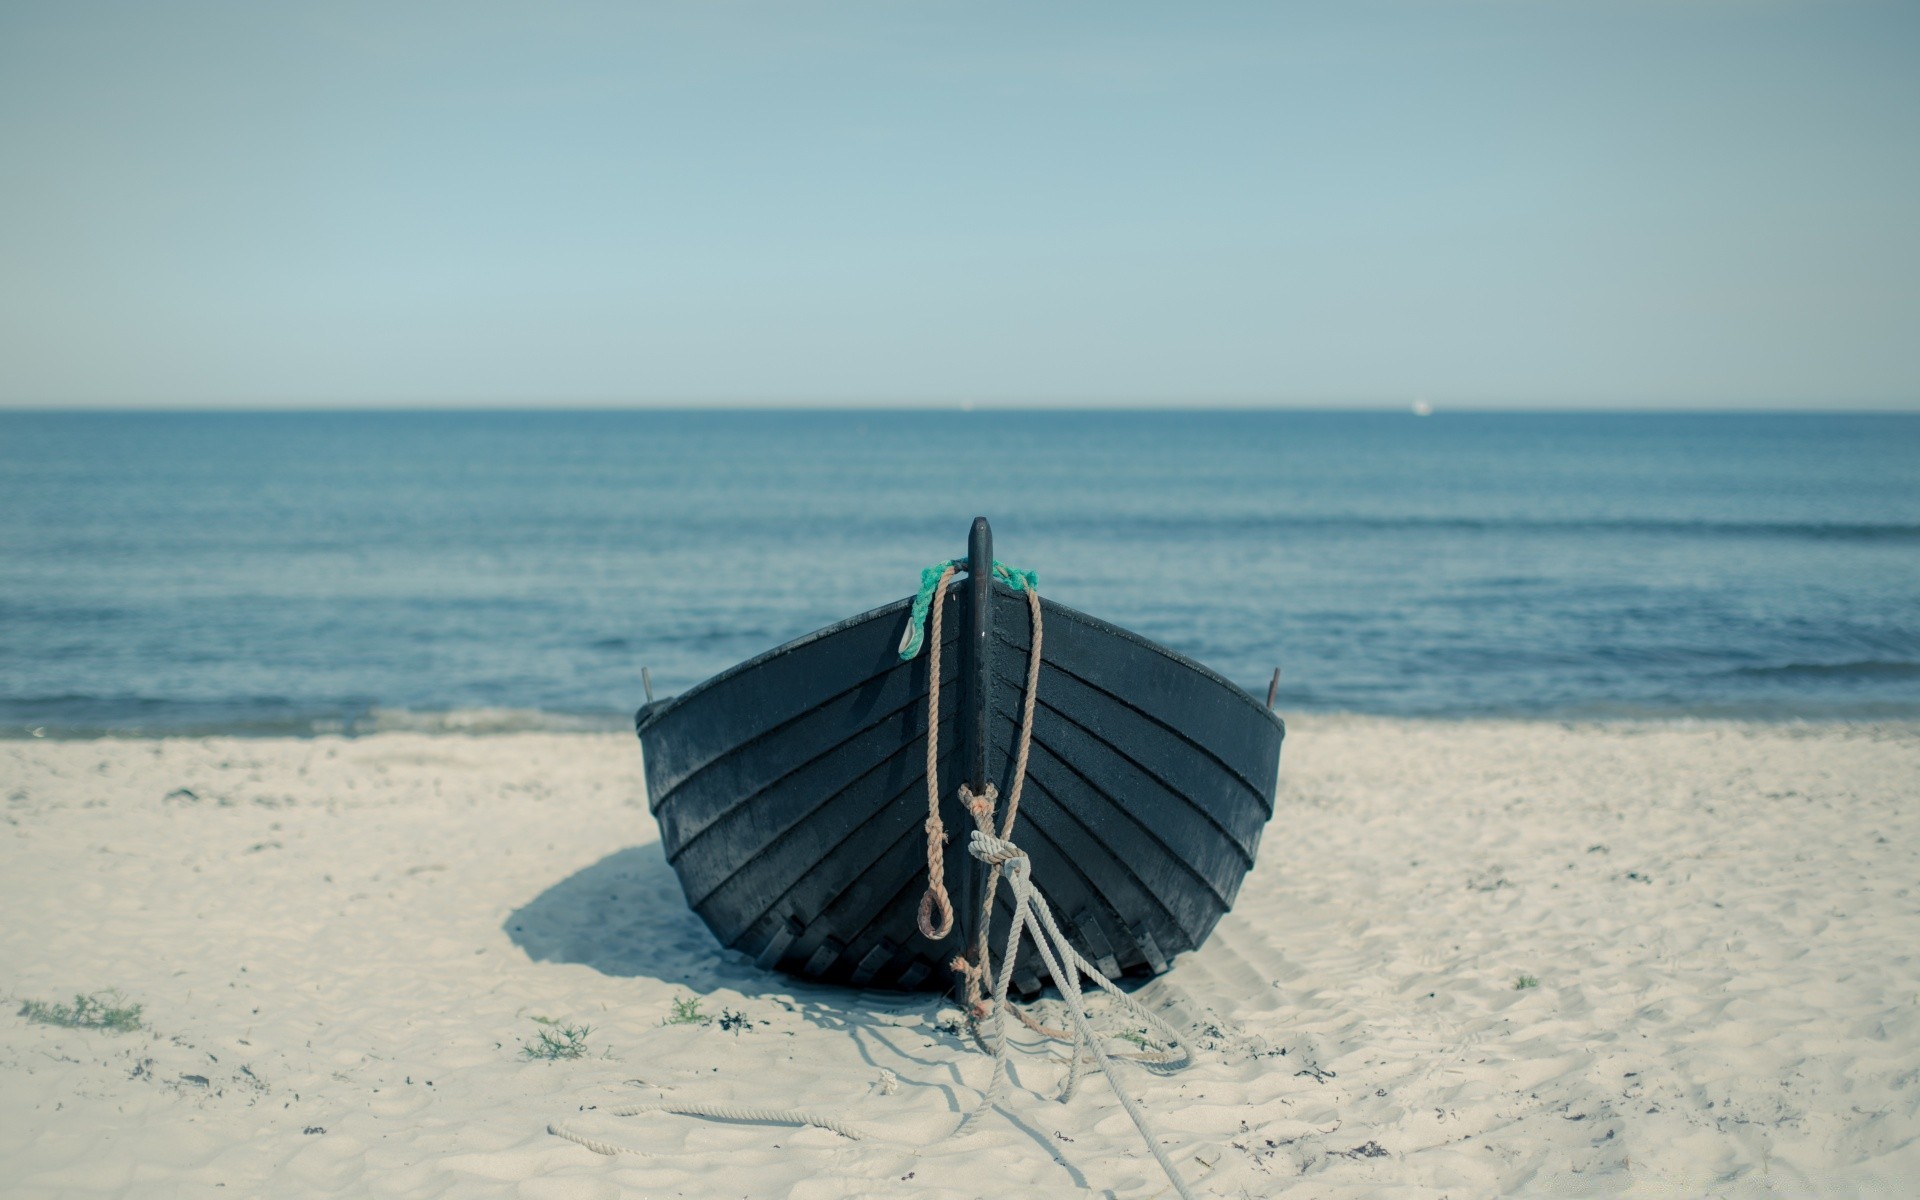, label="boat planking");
[635,518,1284,995]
